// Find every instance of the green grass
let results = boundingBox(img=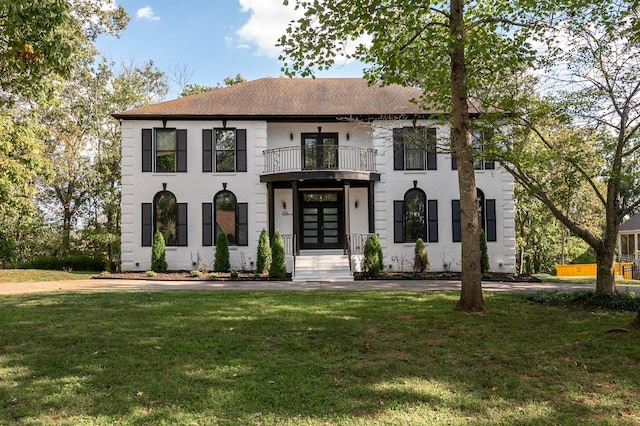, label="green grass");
[535,273,640,286]
[0,269,97,283]
[1,291,639,425]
